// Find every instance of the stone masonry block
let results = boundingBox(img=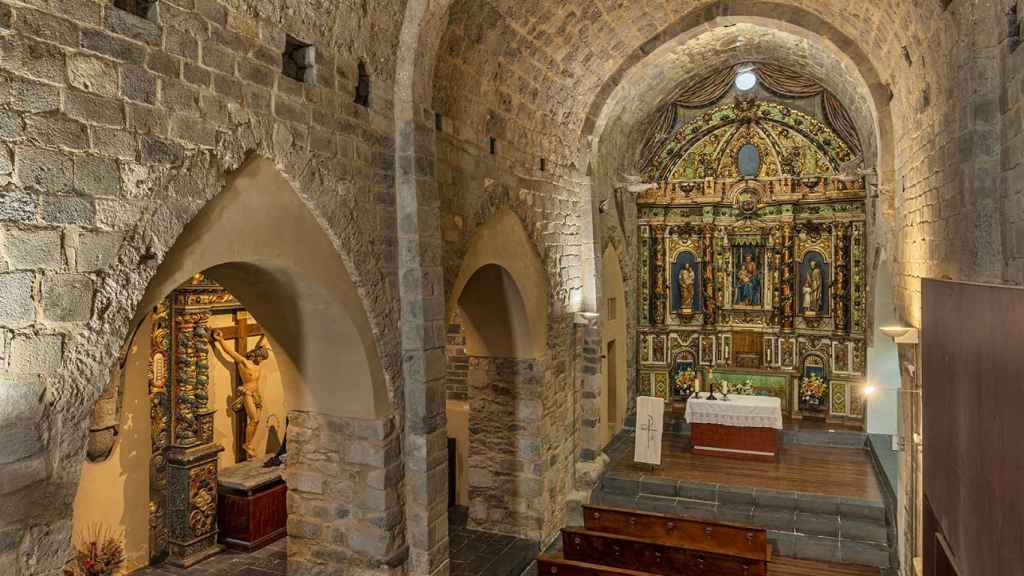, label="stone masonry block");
[0,272,35,323]
[0,453,48,495]
[42,274,94,321]
[4,227,62,270]
[10,334,63,373]
[0,377,44,464]
[0,35,66,84]
[25,113,90,150]
[41,196,95,226]
[68,53,120,98]
[74,155,122,197]
[66,90,125,127]
[15,146,72,192]
[103,4,161,46]
[76,230,122,272]
[9,75,60,113]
